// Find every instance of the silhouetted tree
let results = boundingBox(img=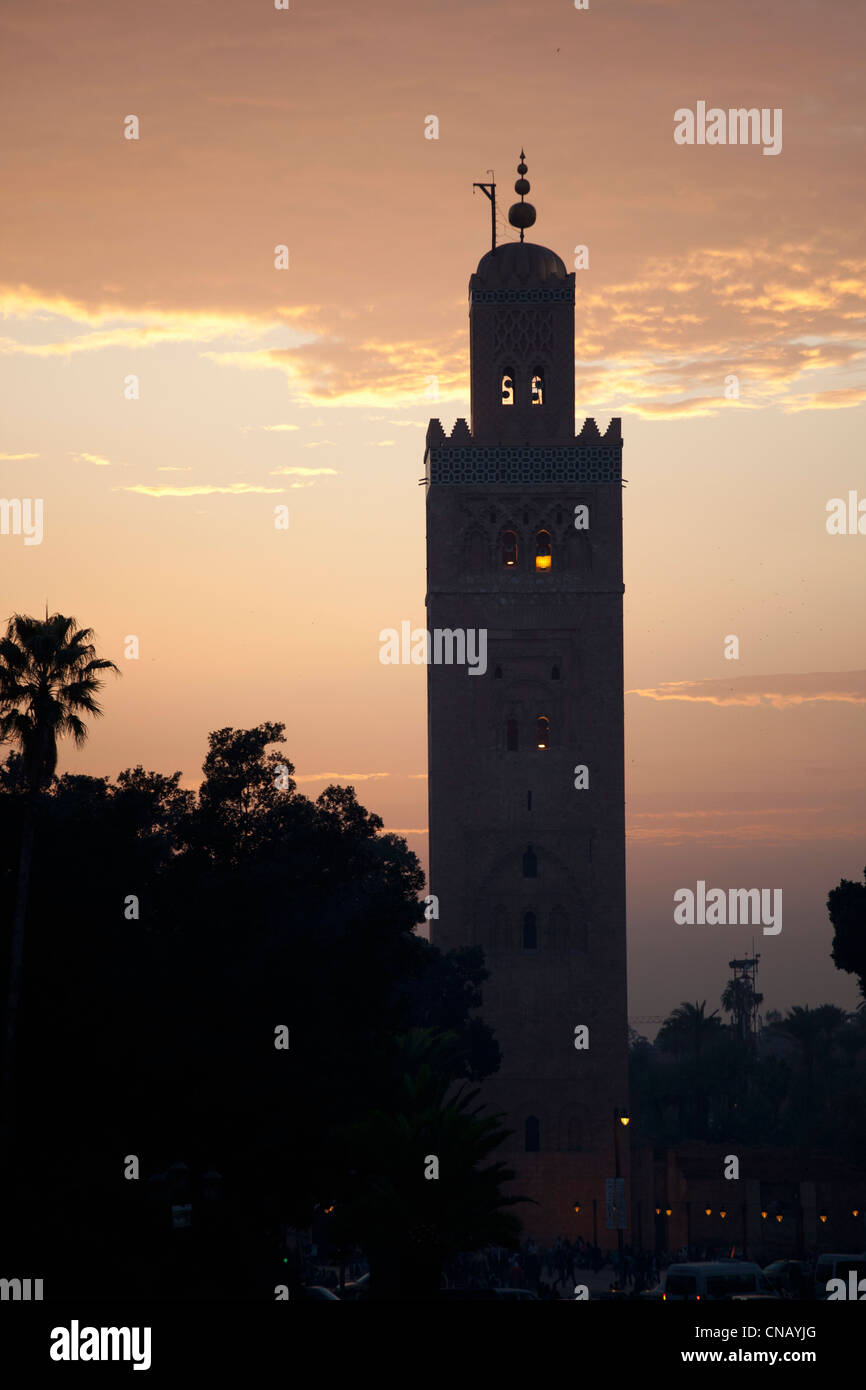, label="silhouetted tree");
[0,613,118,1173]
[828,867,866,999]
[334,1029,522,1299]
